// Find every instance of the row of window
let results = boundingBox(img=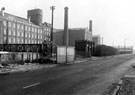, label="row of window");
[4,37,47,44]
[3,21,51,32]
[4,28,50,39]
